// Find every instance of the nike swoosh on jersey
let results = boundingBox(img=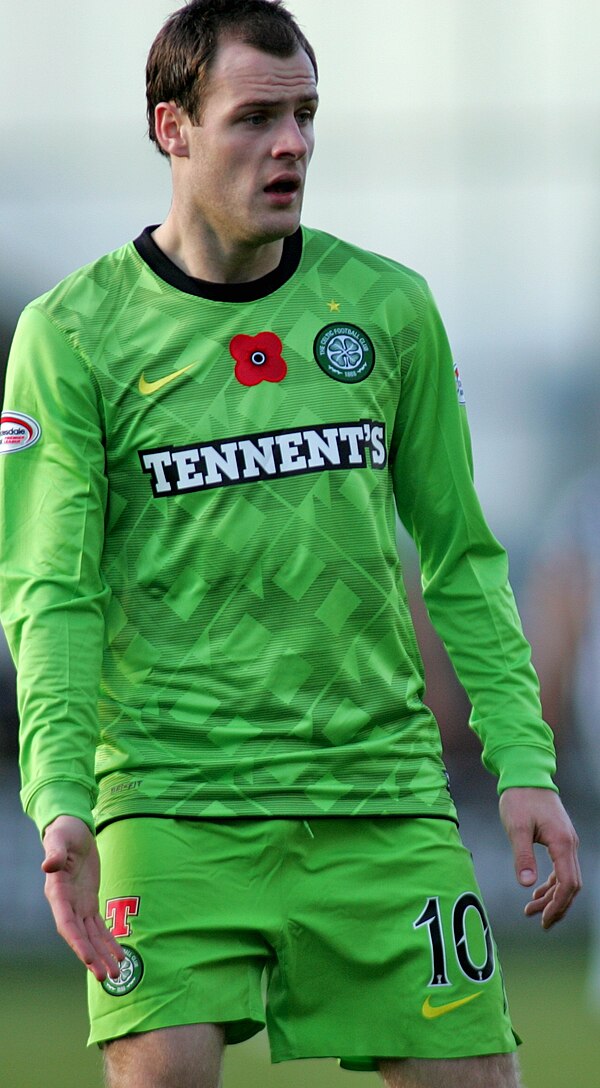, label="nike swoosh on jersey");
[138,364,195,395]
[421,992,483,1019]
